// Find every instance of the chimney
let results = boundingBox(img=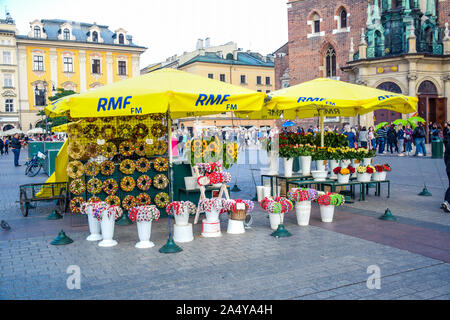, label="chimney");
[196,38,204,50]
[205,37,210,48]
